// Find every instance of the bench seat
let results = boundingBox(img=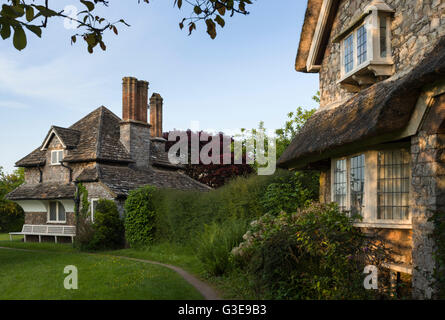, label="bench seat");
[9,224,76,243]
